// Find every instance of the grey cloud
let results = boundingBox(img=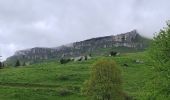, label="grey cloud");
[0,0,170,60]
